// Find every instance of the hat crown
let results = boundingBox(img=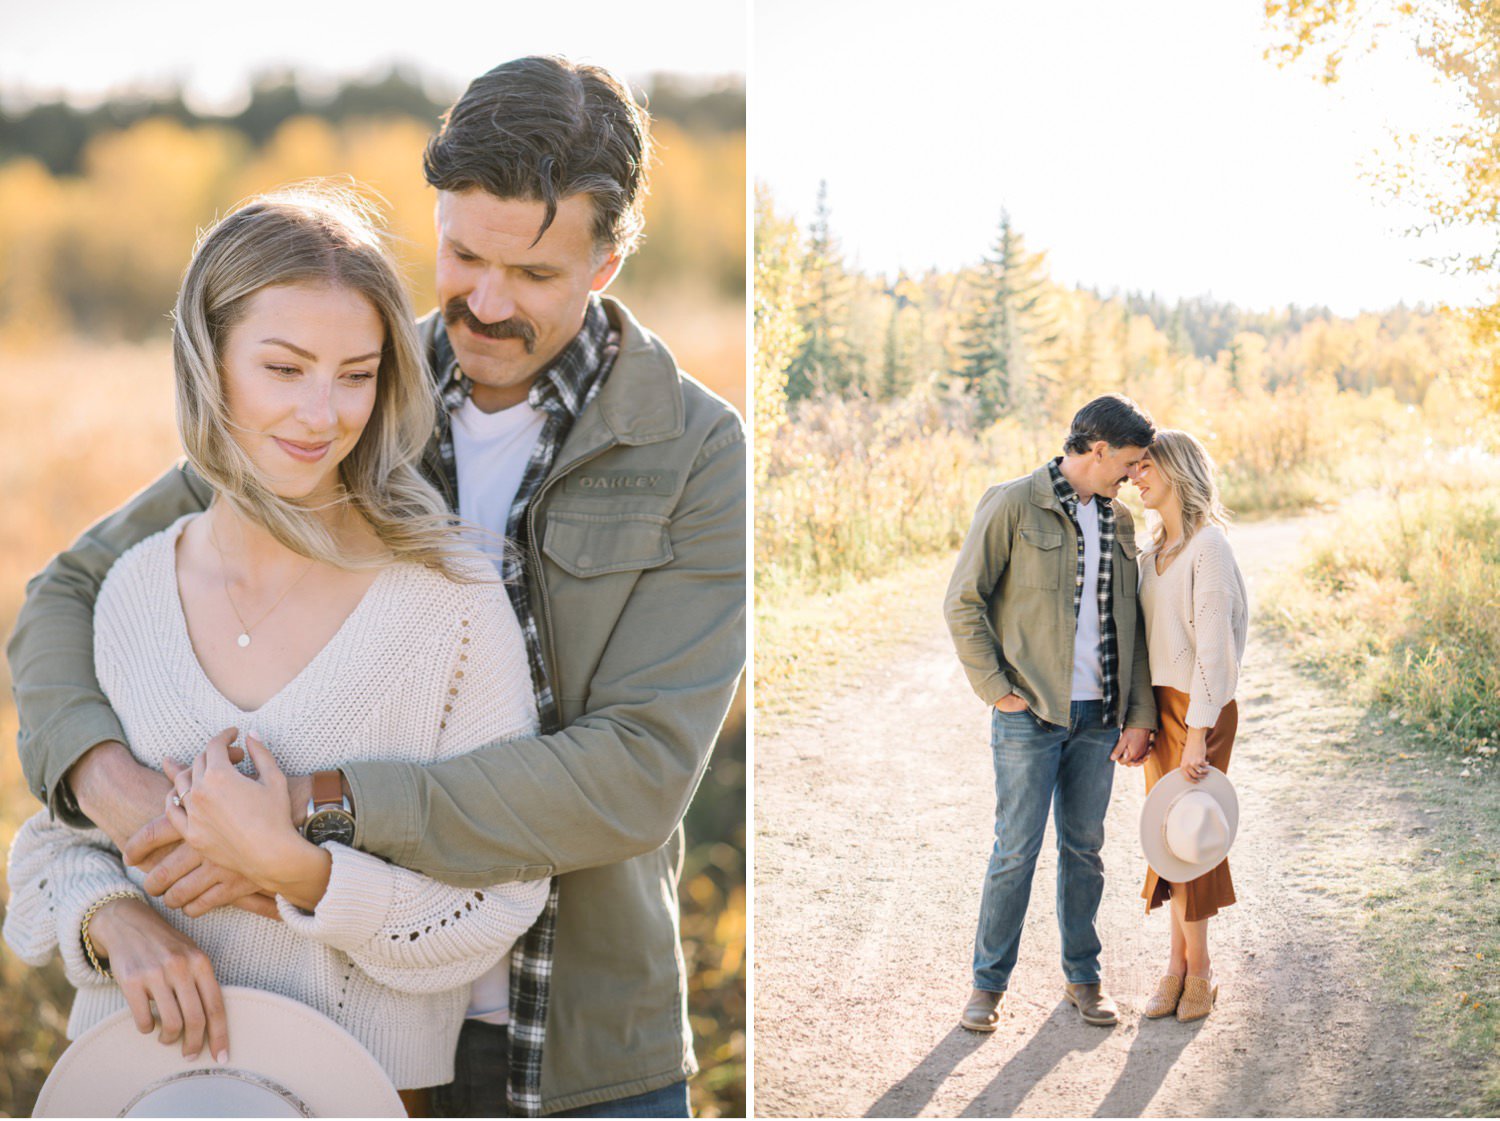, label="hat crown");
[1163,789,1230,864]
